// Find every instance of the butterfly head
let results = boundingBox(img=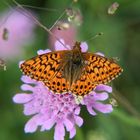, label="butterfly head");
[73,41,81,51]
[71,41,84,64]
